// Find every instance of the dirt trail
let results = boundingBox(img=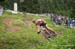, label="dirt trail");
[3,18,14,26]
[24,21,33,26]
[3,18,22,32]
